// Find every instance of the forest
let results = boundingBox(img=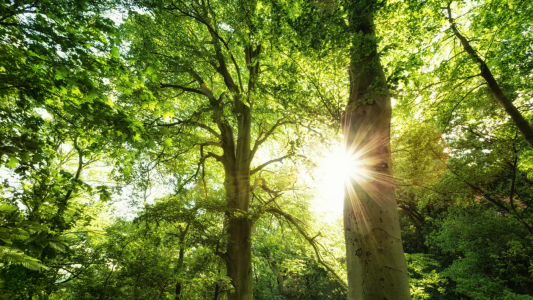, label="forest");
[1,0,533,299]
